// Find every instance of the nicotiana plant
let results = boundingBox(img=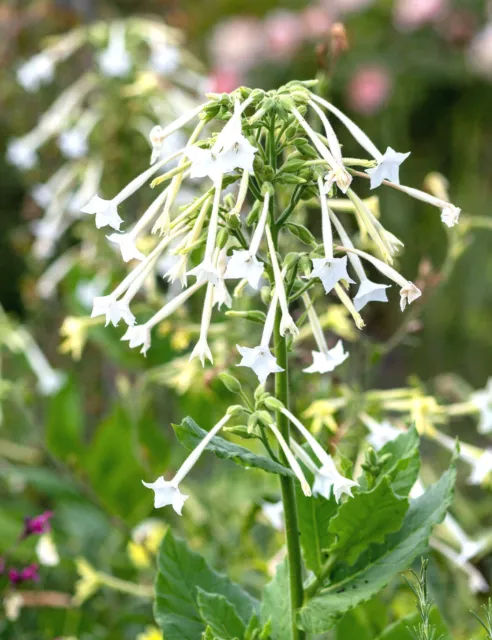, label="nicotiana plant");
[81,80,464,638]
